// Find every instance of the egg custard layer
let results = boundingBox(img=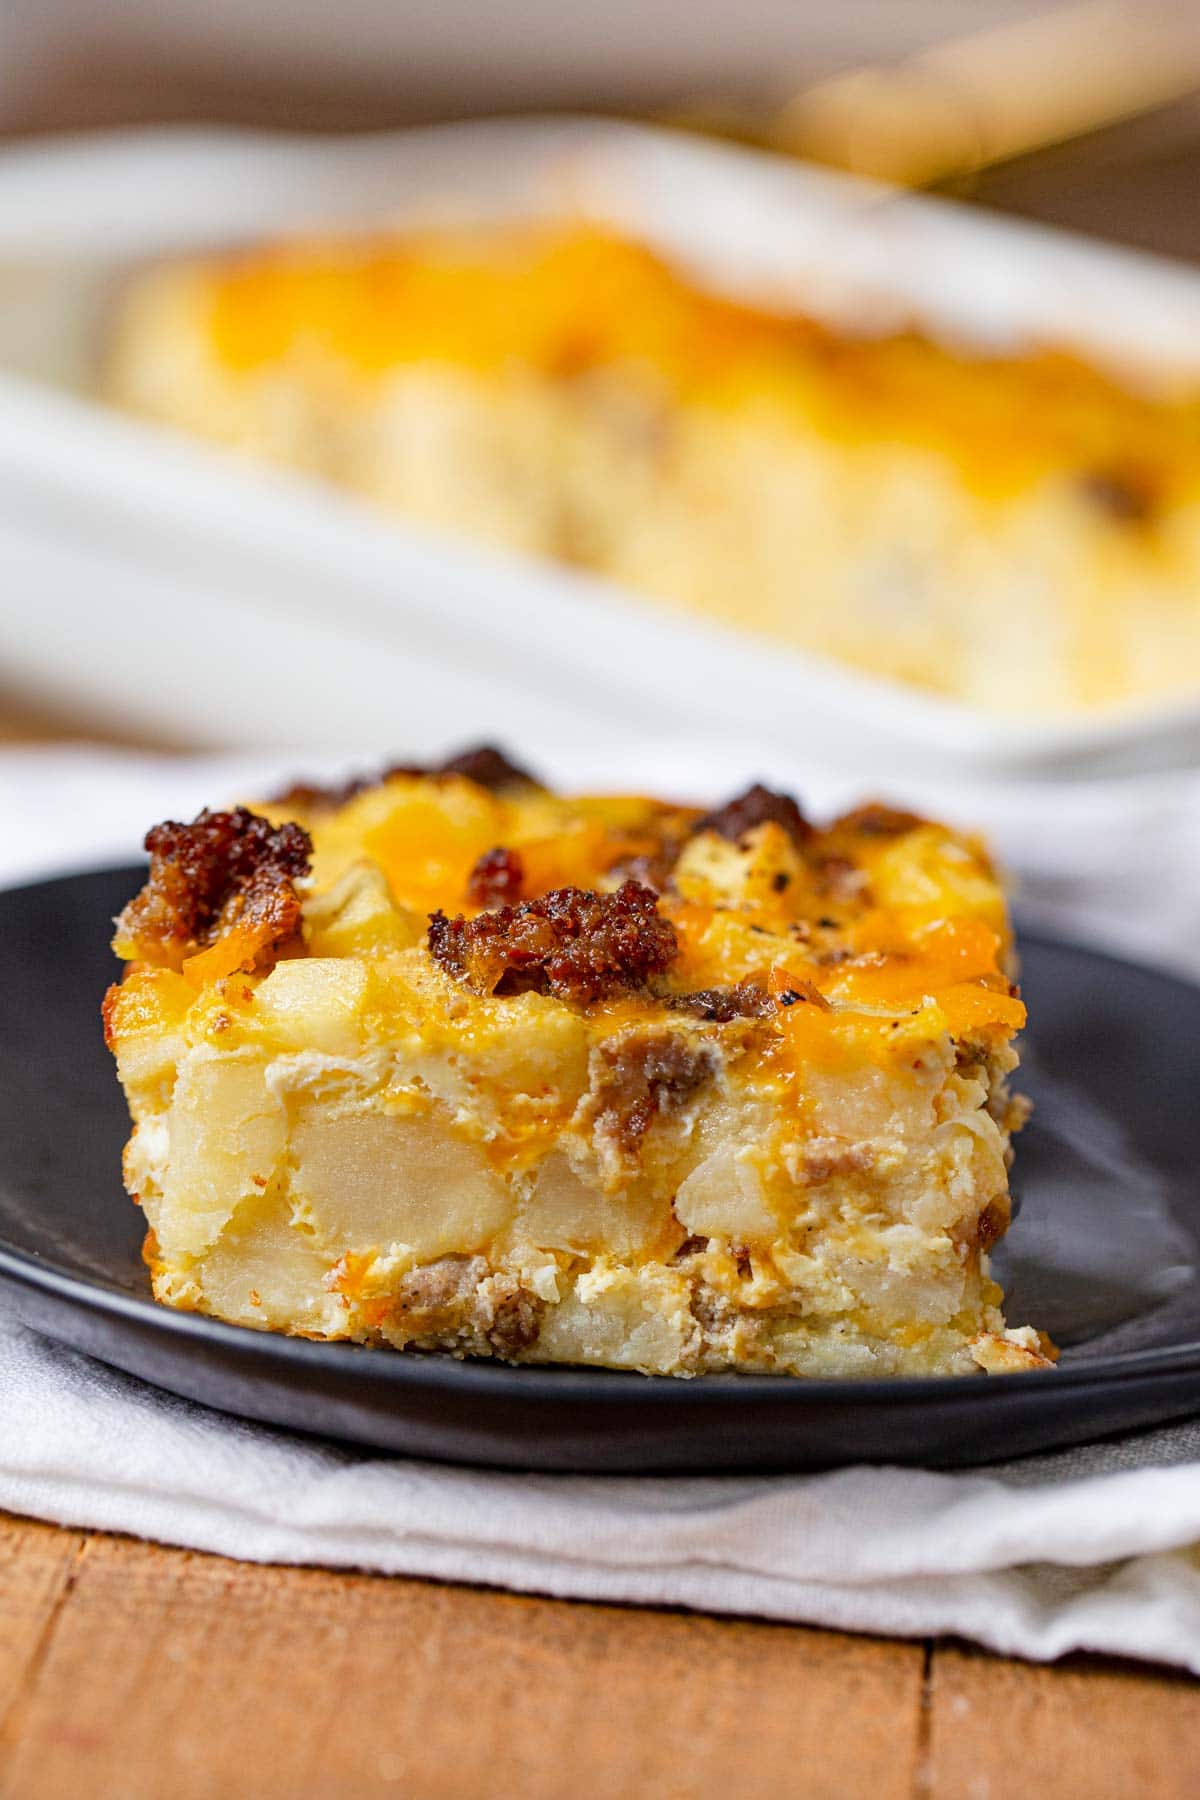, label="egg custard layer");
[108,223,1200,715]
[104,749,1051,1378]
